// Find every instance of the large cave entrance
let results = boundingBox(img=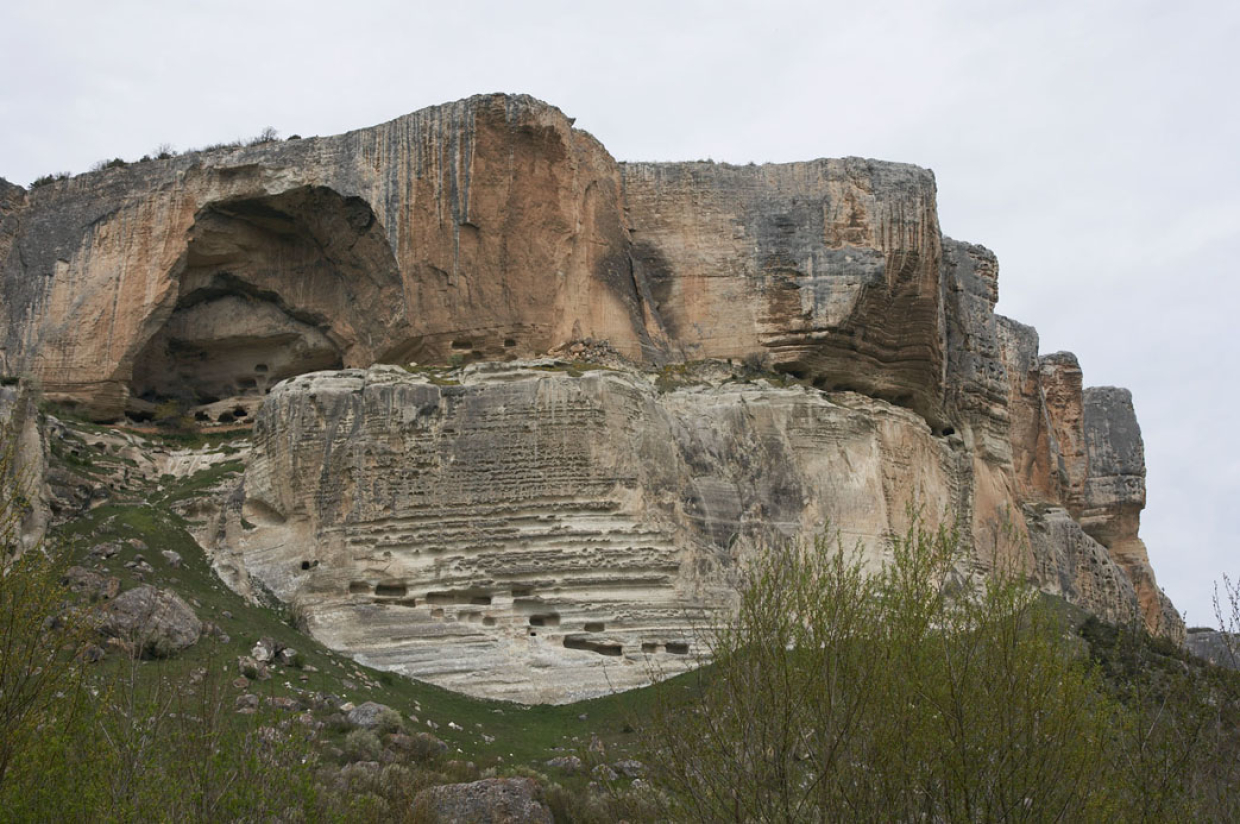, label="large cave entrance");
[130,186,405,420]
